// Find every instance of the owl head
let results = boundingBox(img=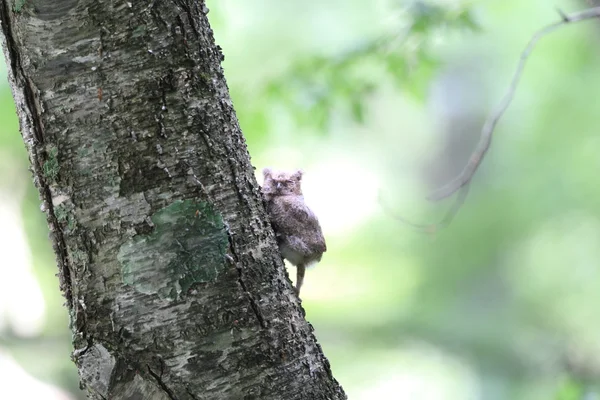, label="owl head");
[262,168,303,197]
